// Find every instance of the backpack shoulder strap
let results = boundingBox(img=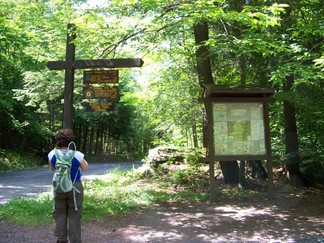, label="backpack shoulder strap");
[54,148,61,160]
[68,150,76,161]
[54,148,75,165]
[67,142,76,161]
